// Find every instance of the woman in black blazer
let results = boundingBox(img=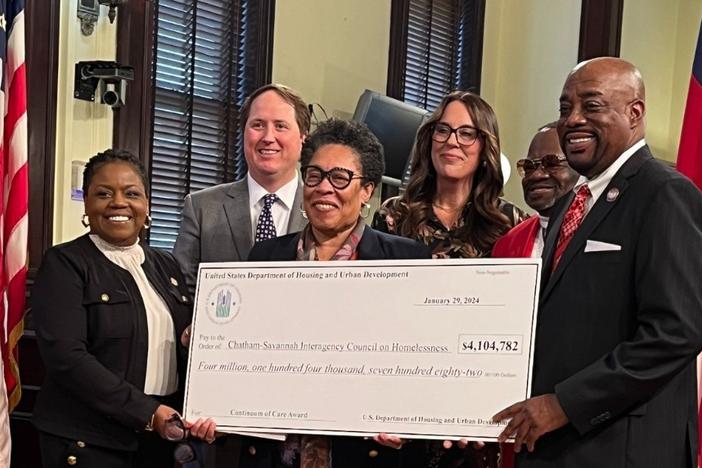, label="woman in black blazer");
[32,150,213,468]
[247,119,430,468]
